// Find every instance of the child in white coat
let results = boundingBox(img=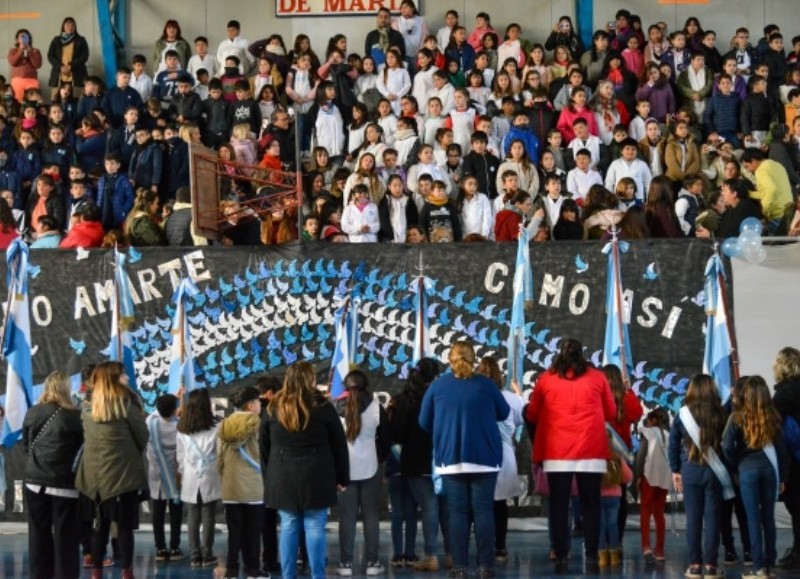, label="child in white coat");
[341,183,380,242]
